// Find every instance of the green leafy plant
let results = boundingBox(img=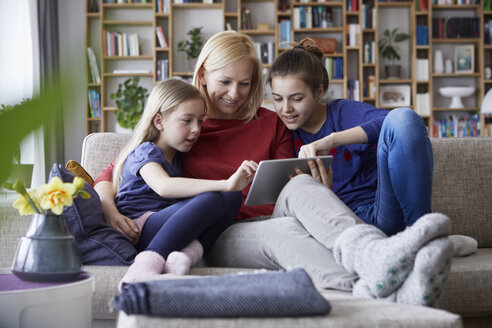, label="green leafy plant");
[0,100,32,164]
[110,77,149,130]
[177,27,204,61]
[378,28,410,66]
